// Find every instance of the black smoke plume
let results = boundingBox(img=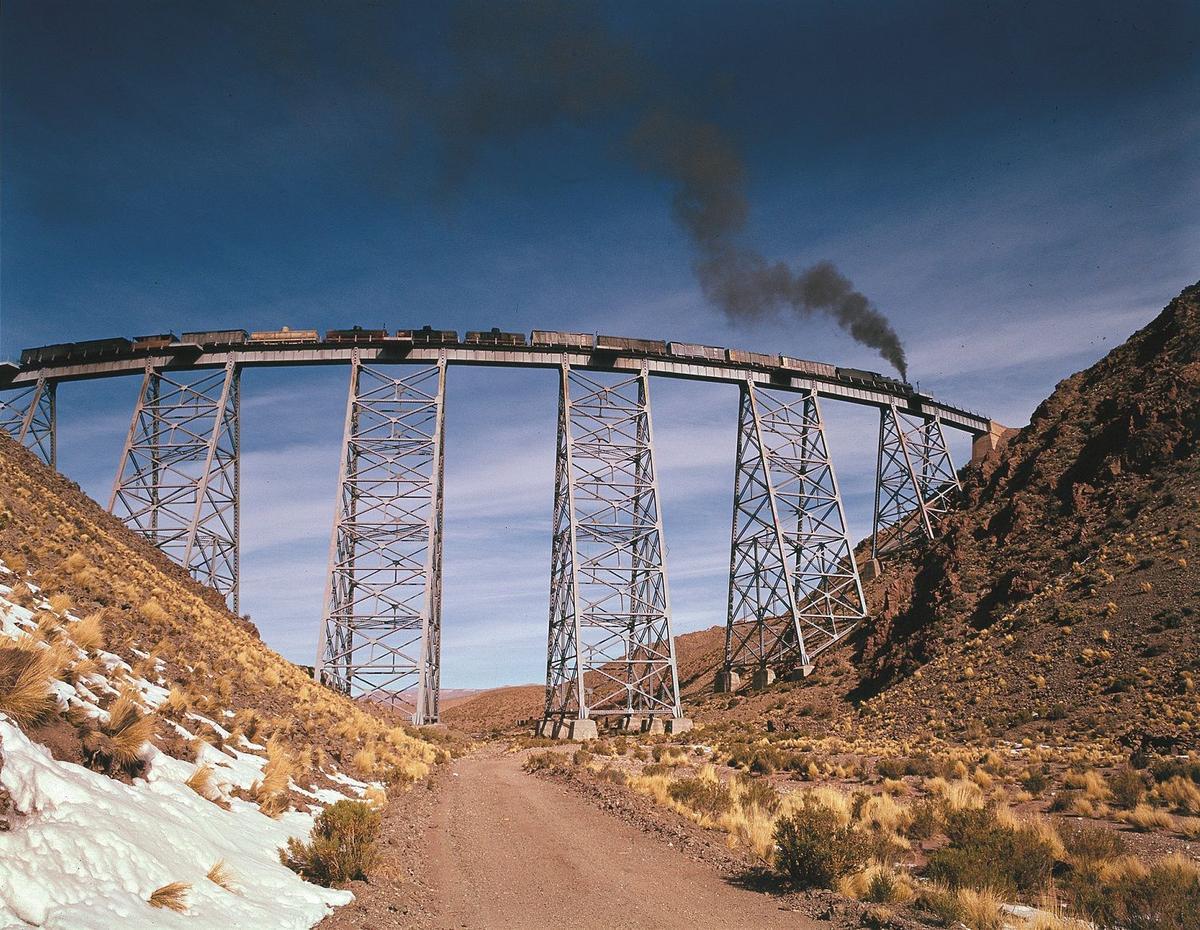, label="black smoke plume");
[439,1,908,377]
